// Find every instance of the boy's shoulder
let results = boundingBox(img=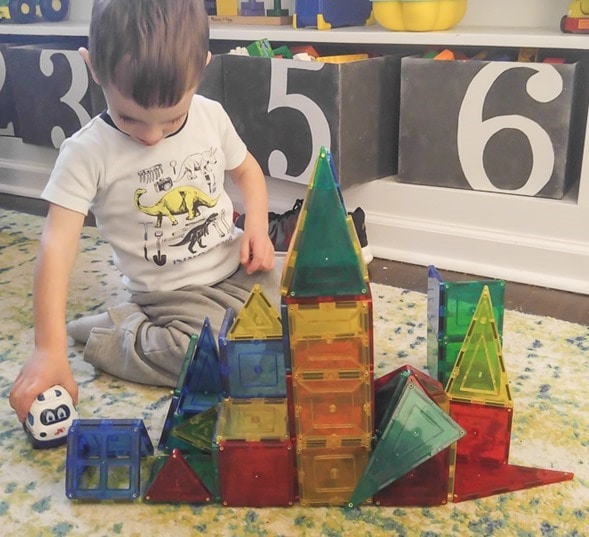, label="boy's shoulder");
[191,93,228,114]
[188,94,233,126]
[66,113,113,145]
[56,113,125,165]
